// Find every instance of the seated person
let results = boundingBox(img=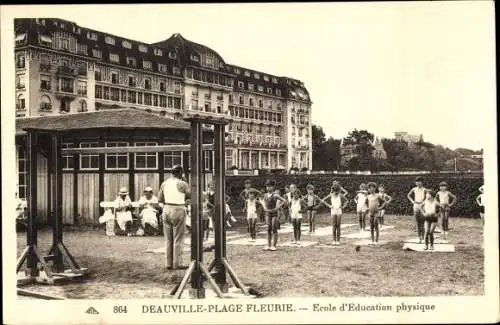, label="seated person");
[15,190,27,231]
[137,186,161,235]
[115,187,133,236]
